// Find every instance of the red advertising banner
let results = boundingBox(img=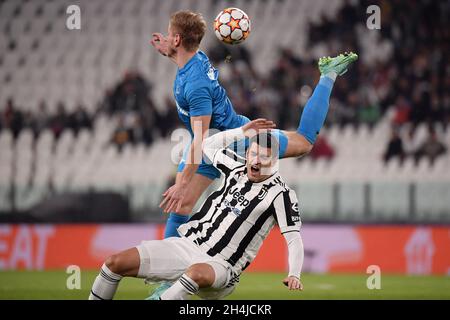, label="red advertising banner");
[0,224,449,275]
